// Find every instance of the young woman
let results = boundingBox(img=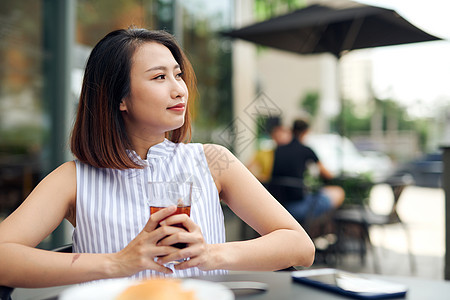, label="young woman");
[0,28,315,288]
